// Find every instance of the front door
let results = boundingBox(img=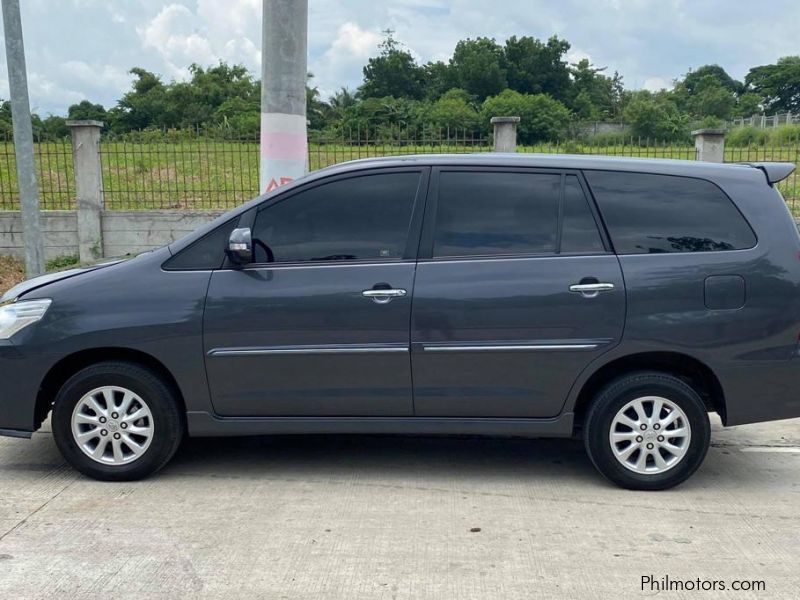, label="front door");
[204,168,428,417]
[411,168,625,418]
